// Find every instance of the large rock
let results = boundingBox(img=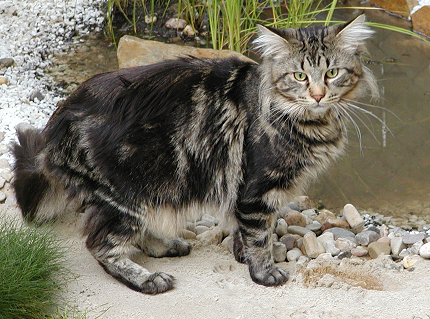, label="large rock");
[371,0,418,18]
[117,35,254,69]
[411,6,430,37]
